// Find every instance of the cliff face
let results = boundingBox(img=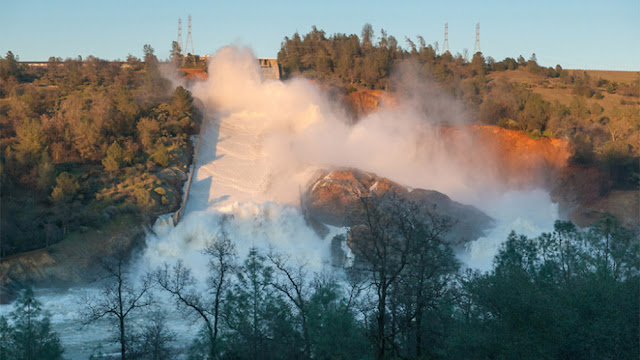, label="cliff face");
[551,165,639,229]
[444,125,638,229]
[442,125,571,188]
